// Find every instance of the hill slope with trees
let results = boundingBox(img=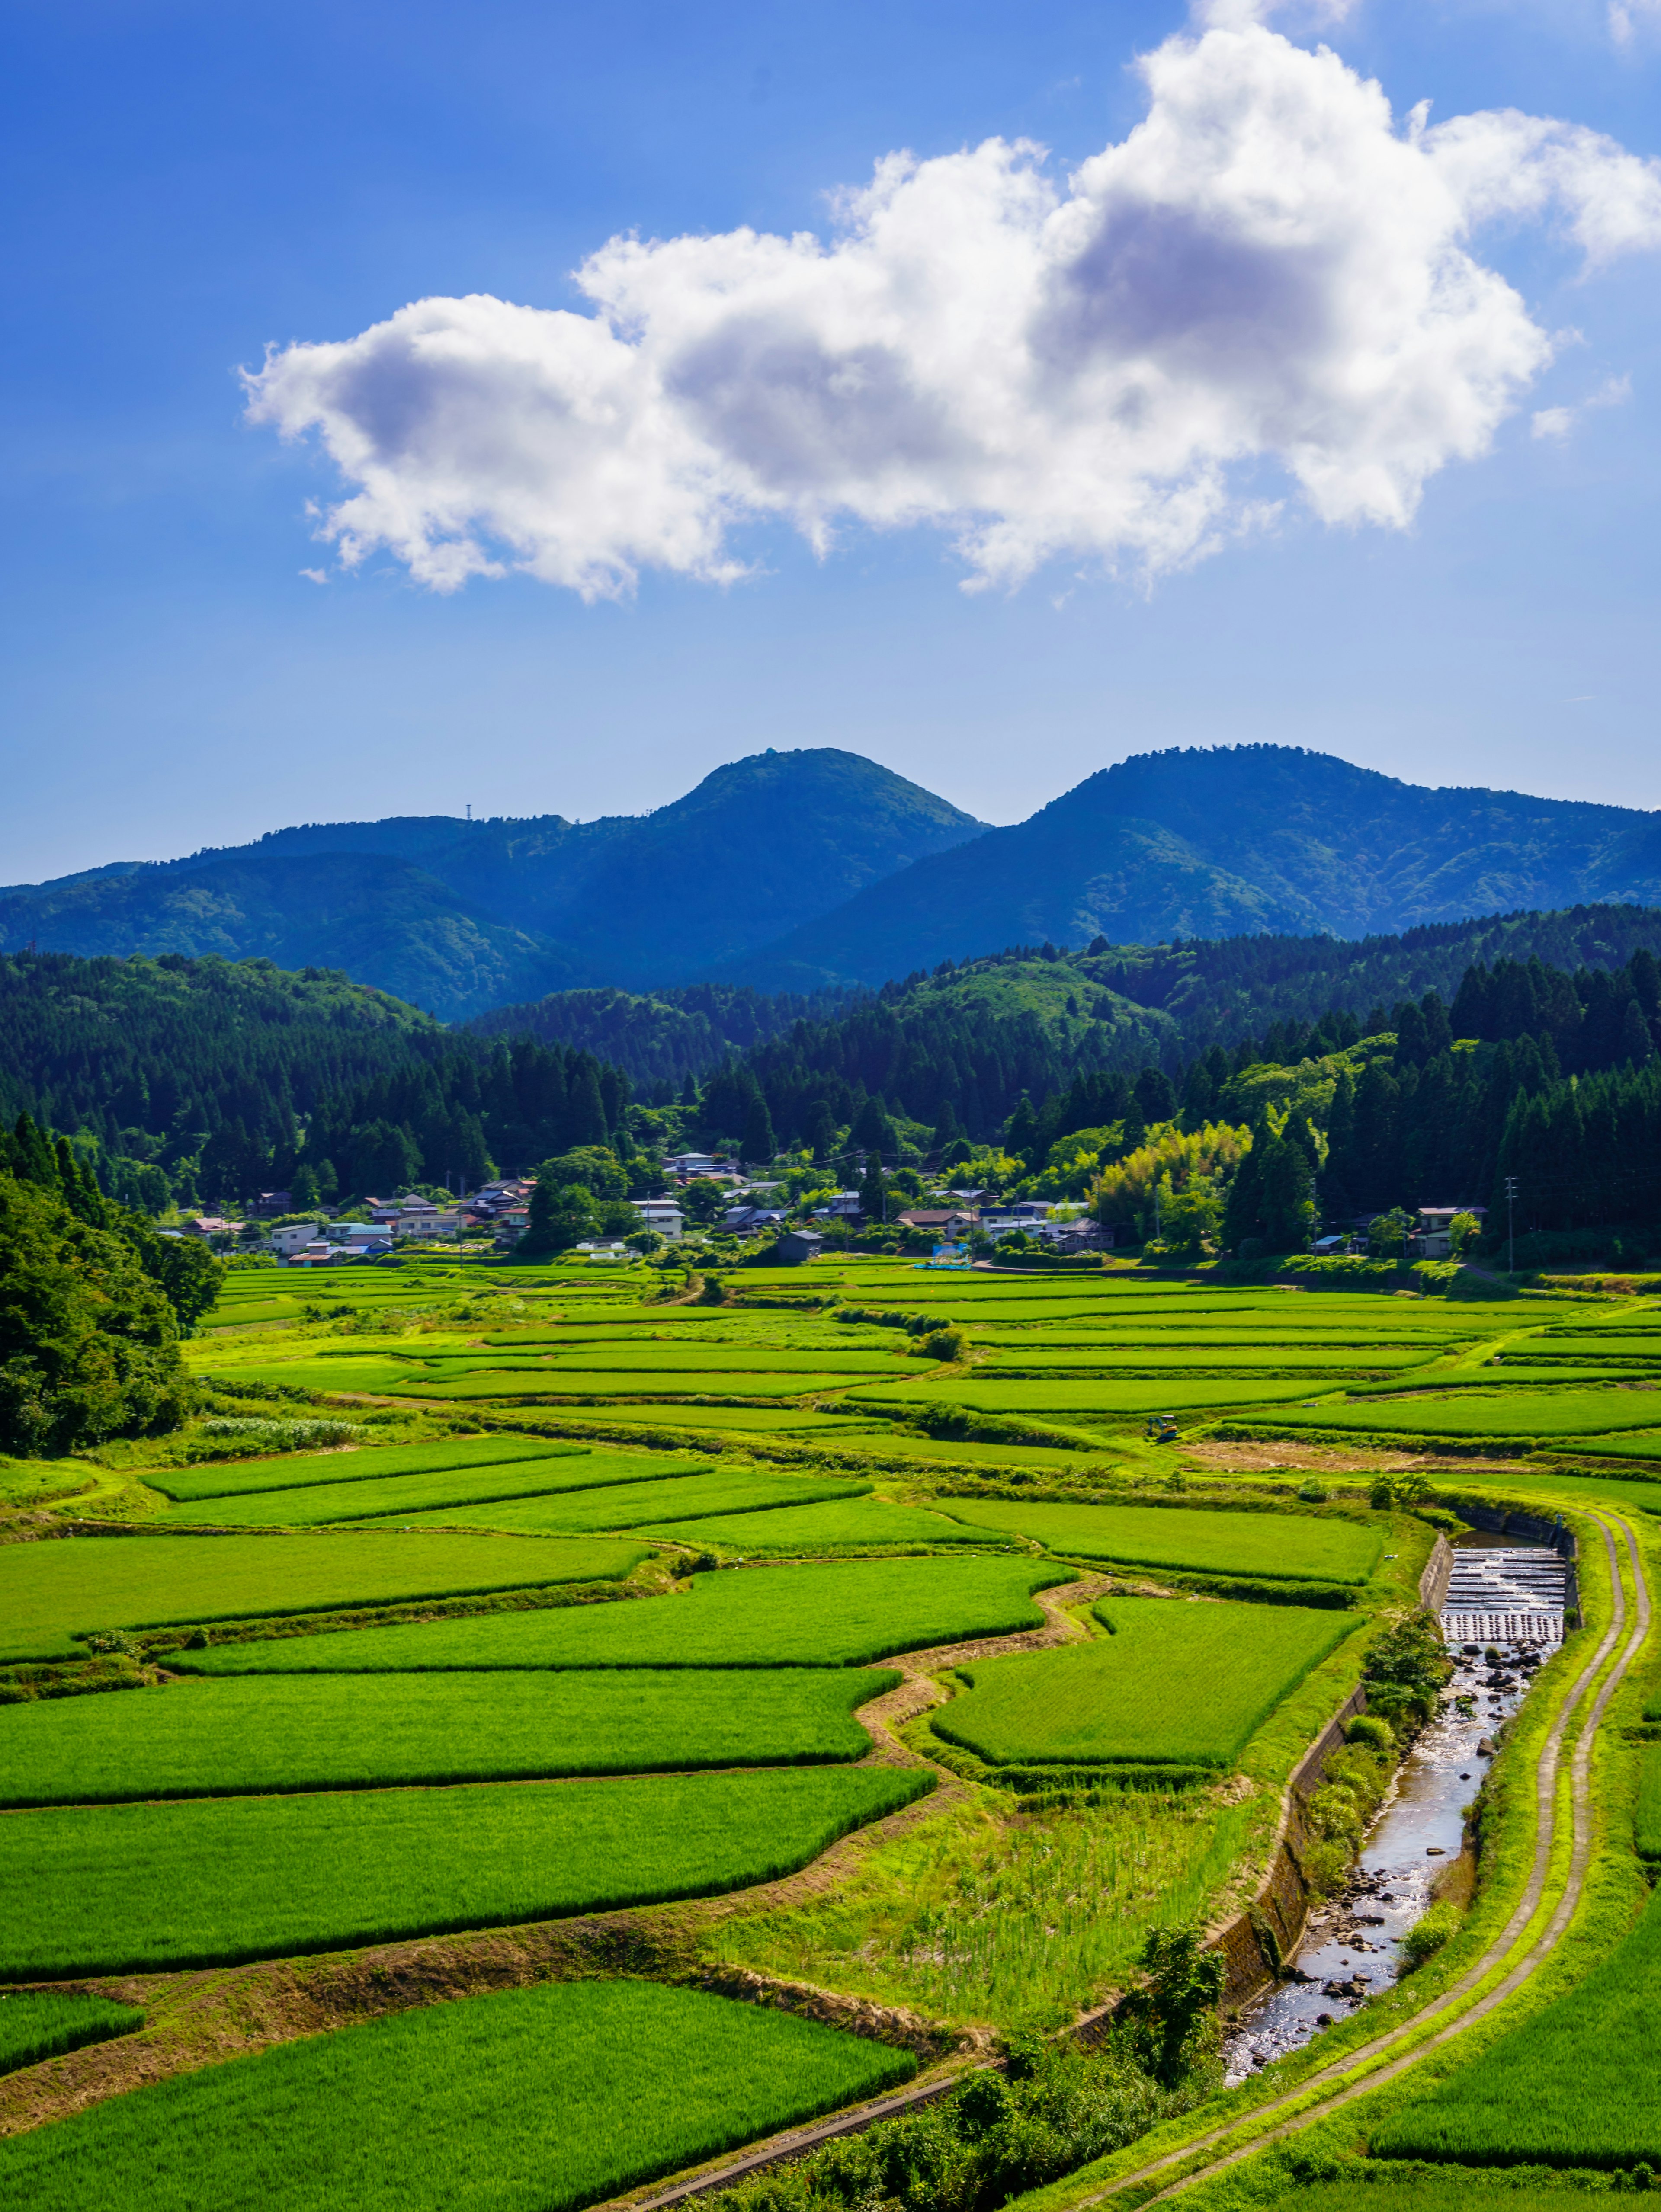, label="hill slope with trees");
[727,746,1661,989]
[0,751,985,1018]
